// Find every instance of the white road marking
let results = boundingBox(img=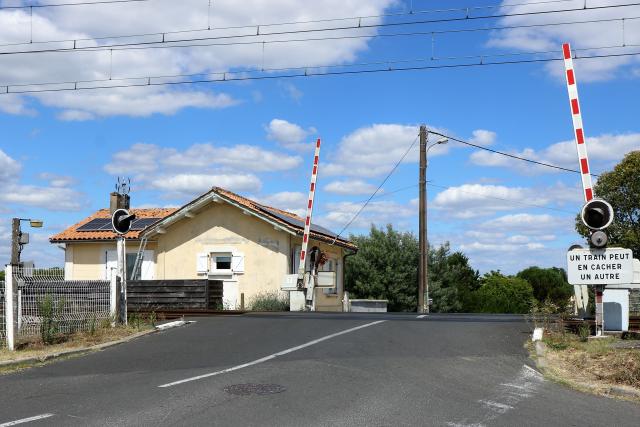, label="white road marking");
[156,320,190,330]
[0,414,55,426]
[479,400,513,414]
[158,320,386,388]
[416,315,428,319]
[447,365,544,426]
